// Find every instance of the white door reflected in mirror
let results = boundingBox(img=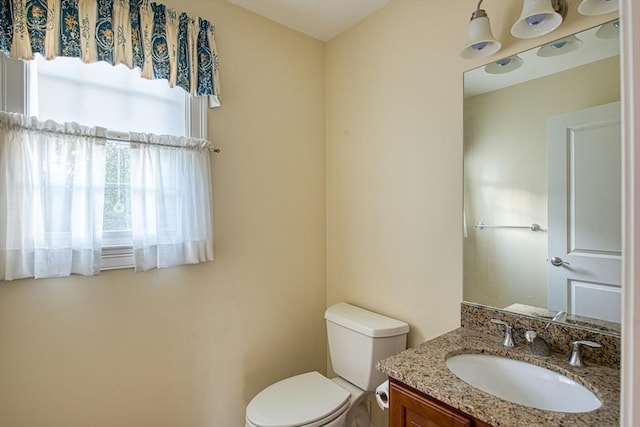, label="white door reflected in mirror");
[547,101,622,324]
